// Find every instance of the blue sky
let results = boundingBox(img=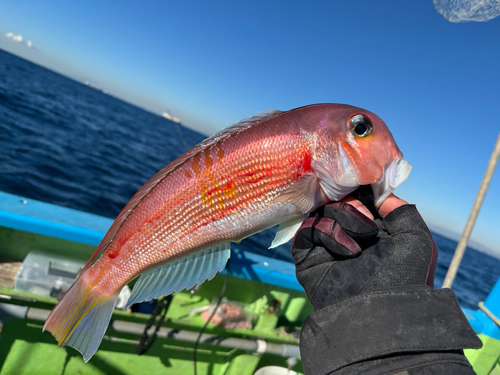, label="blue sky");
[1,1,499,256]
